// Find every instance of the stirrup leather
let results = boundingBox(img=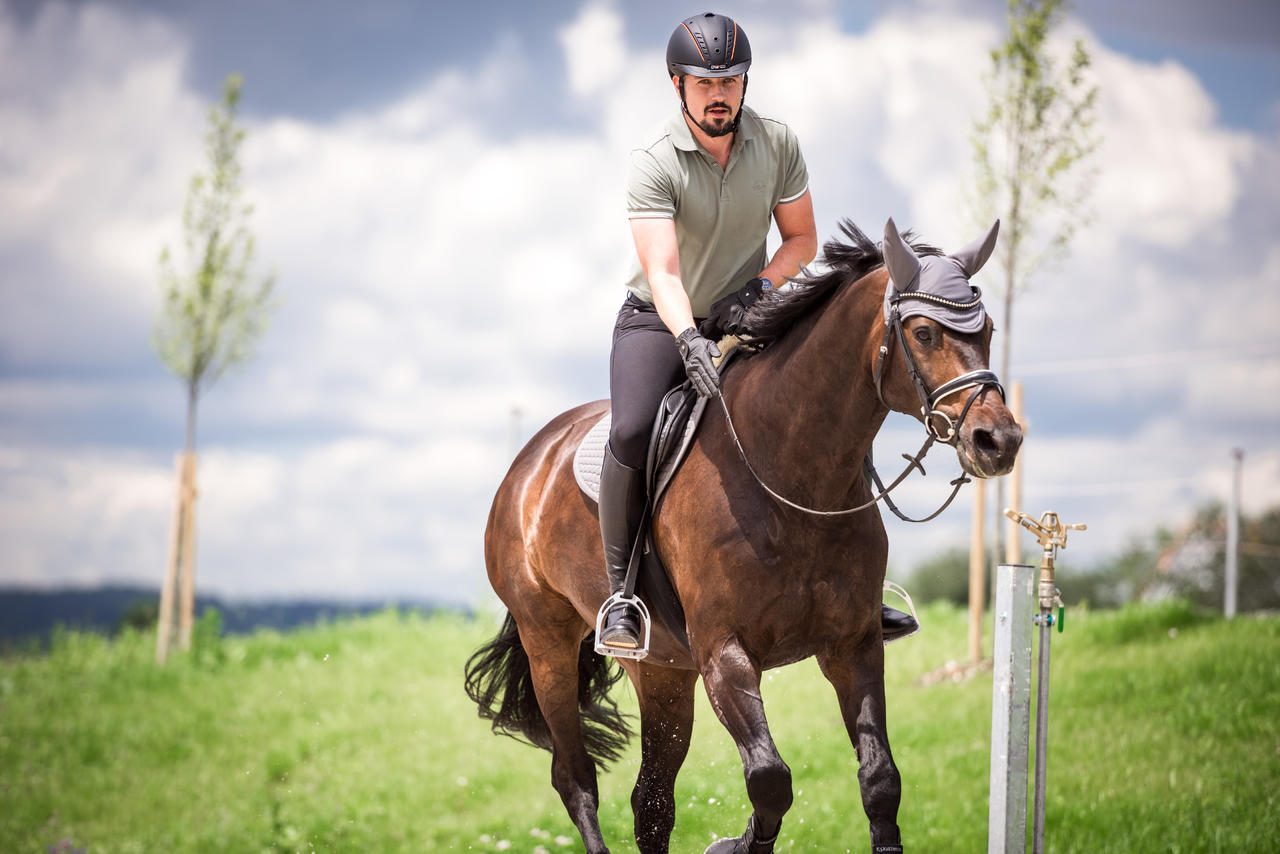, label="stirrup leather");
[594,592,651,660]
